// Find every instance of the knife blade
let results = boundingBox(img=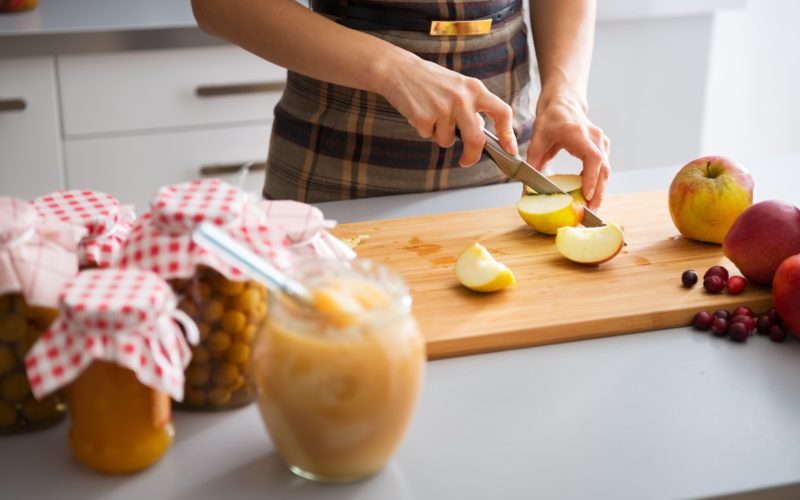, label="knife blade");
[479,129,605,228]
